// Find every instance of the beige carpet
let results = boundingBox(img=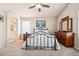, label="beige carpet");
[0,41,79,56]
